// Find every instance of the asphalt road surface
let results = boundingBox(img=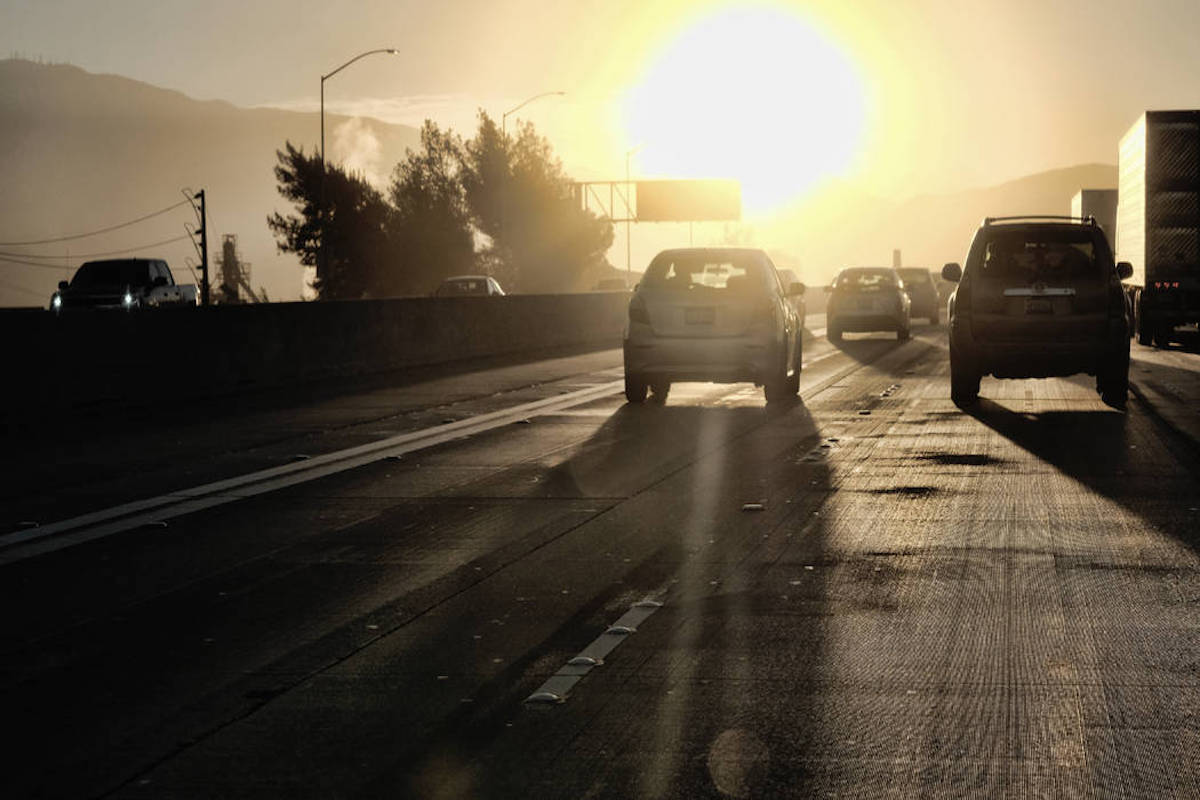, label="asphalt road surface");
[3,324,1199,799]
